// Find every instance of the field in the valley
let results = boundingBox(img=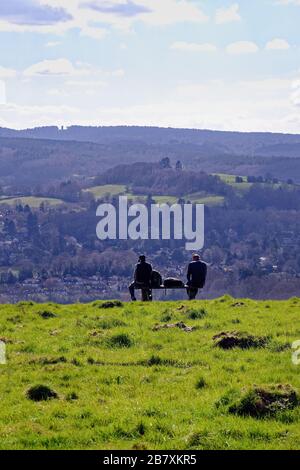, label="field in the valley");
[0,196,64,208]
[0,297,299,450]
